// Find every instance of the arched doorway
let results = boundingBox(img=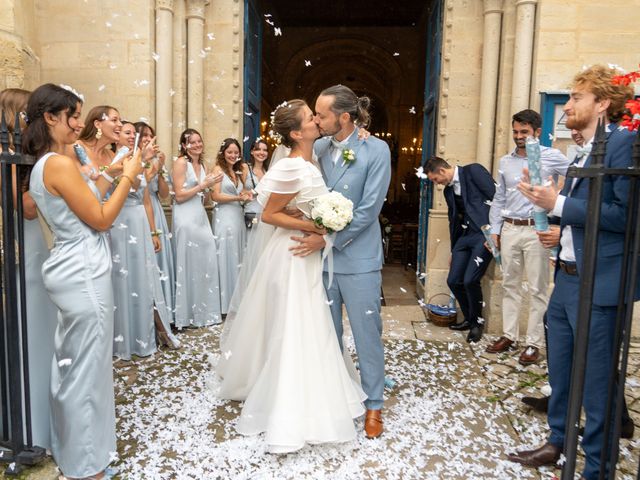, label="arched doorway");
[245,0,442,297]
